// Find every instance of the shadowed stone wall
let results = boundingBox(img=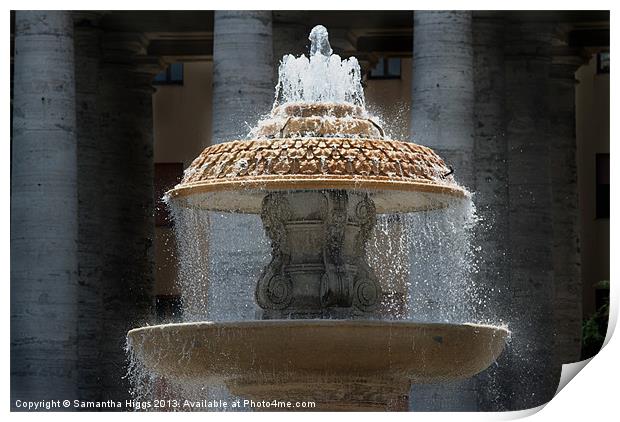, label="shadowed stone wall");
[471,15,512,411]
[504,20,560,409]
[94,33,159,400]
[549,44,584,365]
